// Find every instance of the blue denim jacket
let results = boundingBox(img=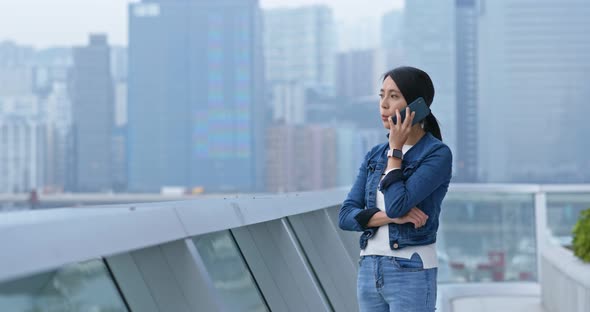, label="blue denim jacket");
[338,132,452,250]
